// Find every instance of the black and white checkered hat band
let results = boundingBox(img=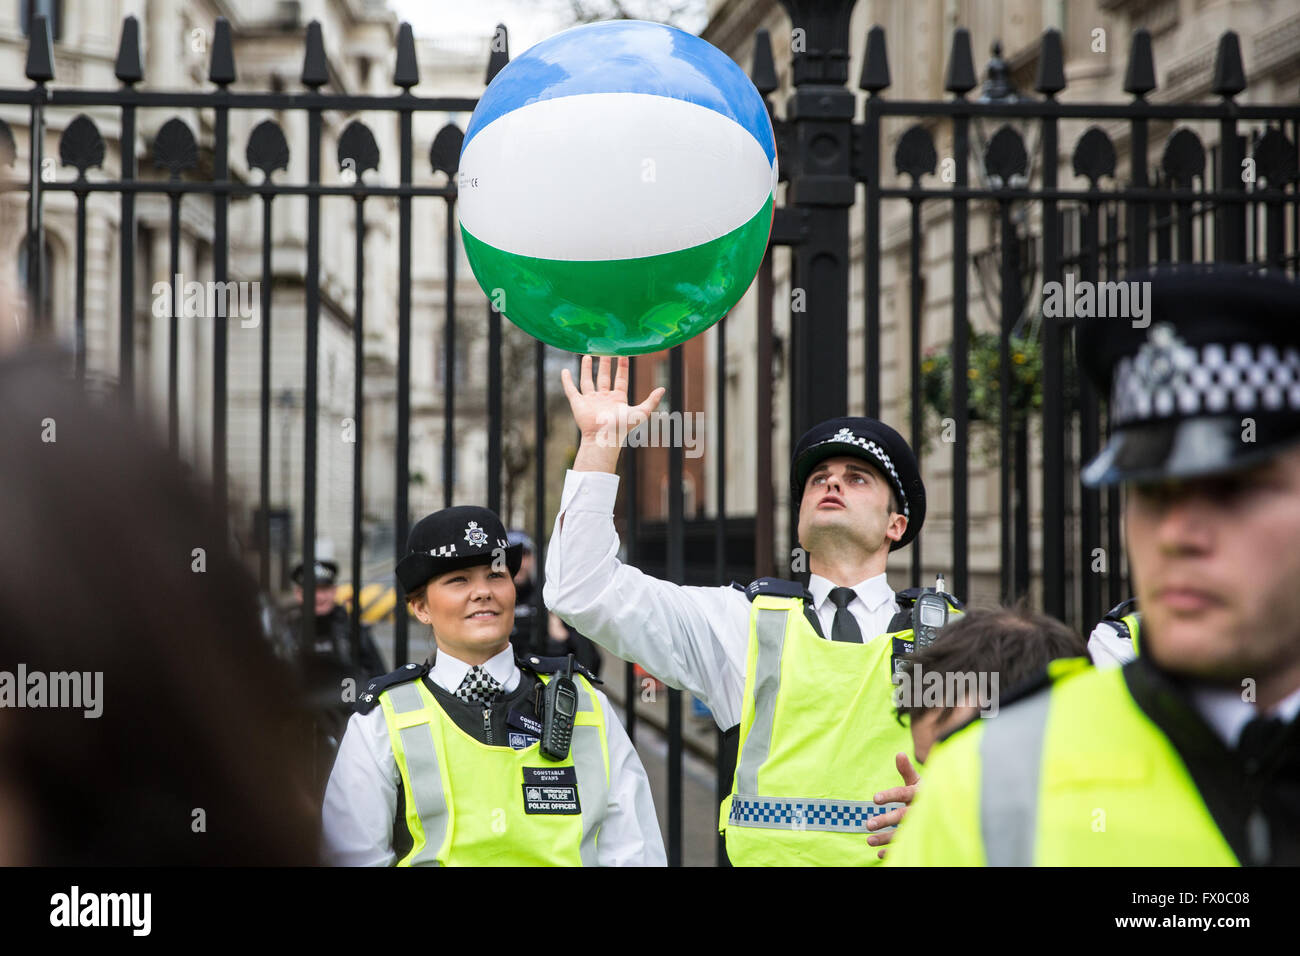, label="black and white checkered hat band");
[424,537,510,558]
[812,429,909,517]
[1112,342,1300,426]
